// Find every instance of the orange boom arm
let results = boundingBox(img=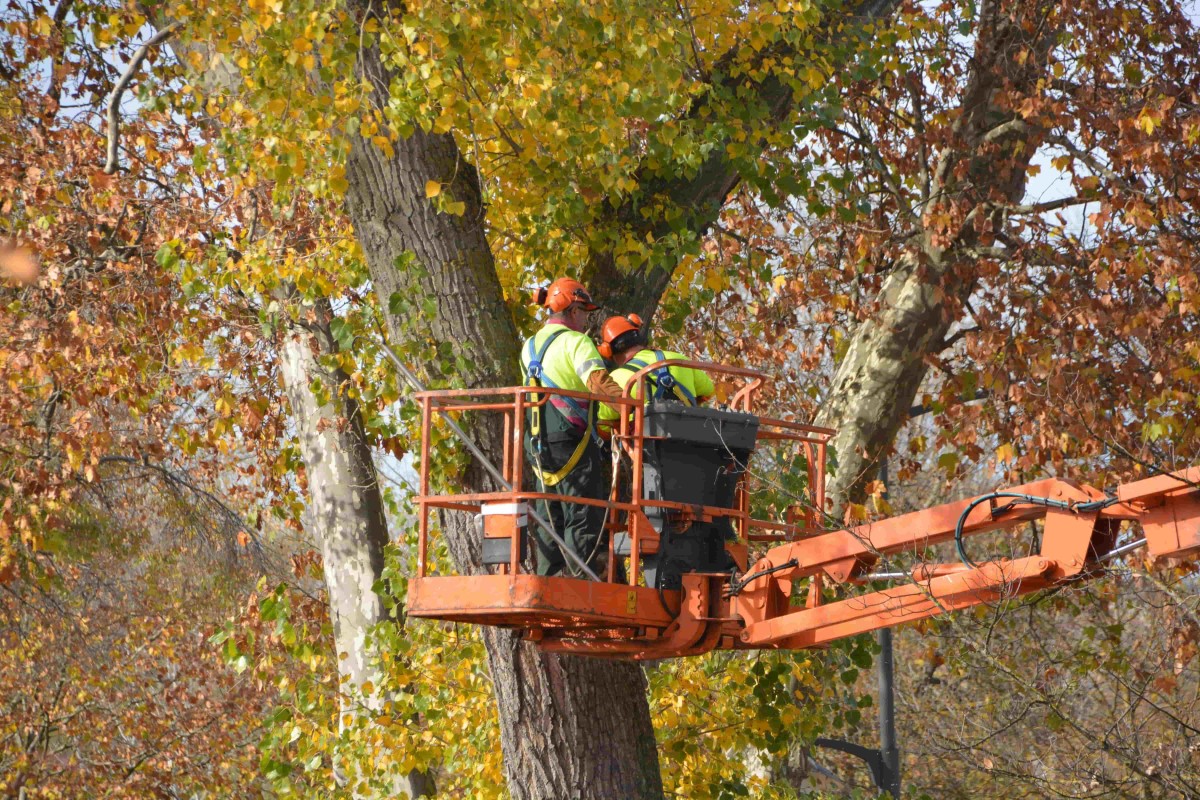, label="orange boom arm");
[731,468,1200,651]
